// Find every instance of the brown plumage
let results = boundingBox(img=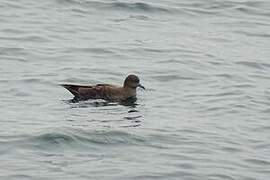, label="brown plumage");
[61,74,145,102]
